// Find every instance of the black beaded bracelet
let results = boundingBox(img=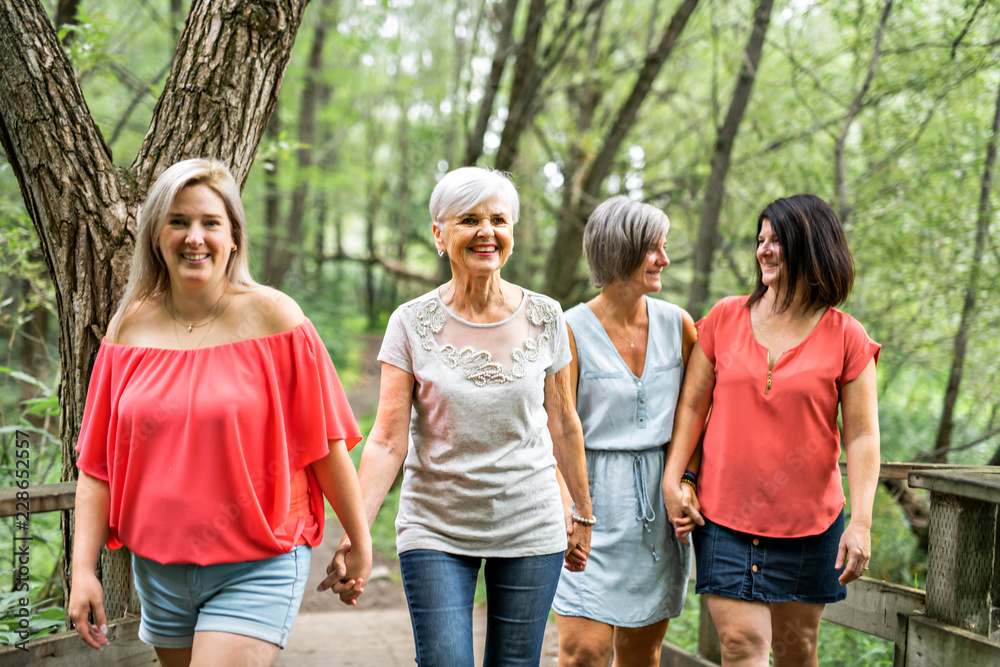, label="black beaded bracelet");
[572,514,596,527]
